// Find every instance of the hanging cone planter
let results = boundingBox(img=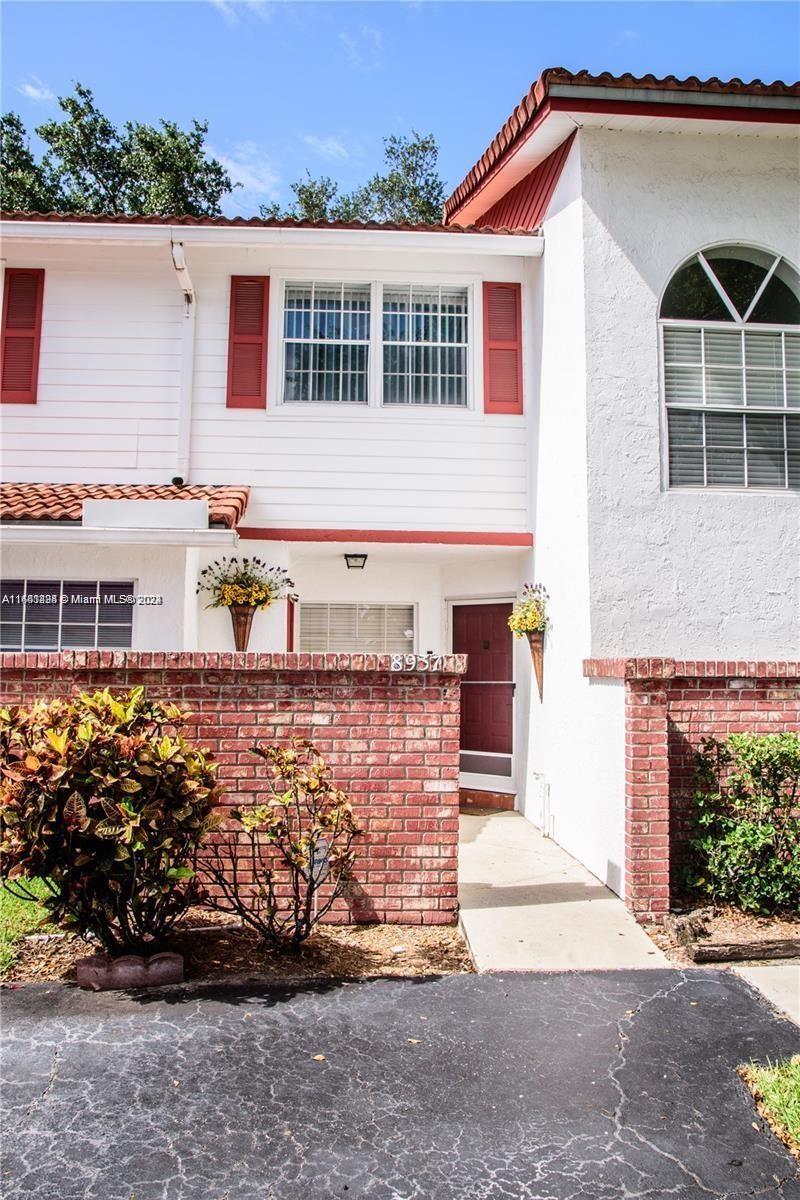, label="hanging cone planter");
[527,630,545,700]
[229,603,257,651]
